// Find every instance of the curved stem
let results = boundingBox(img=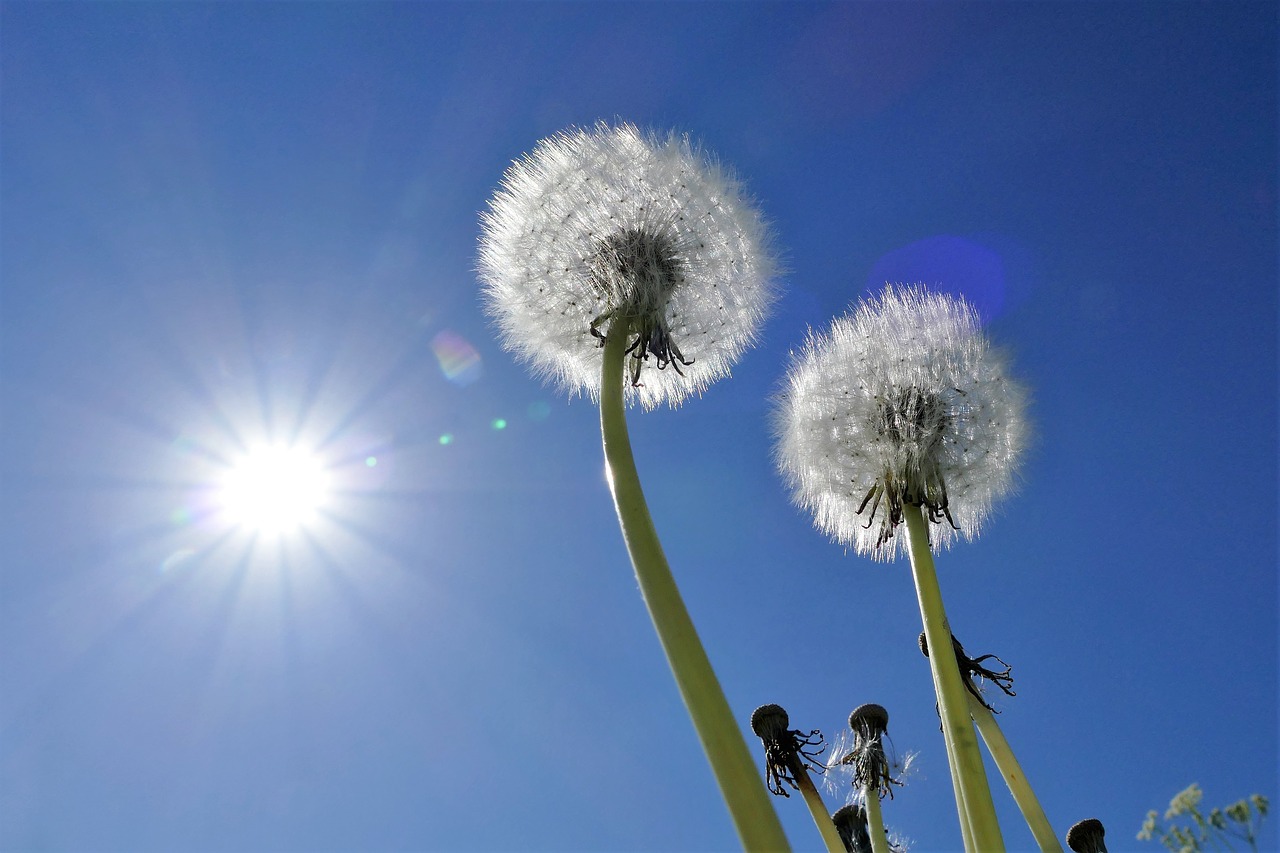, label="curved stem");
[902,504,1004,852]
[599,320,790,852]
[967,693,1063,852]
